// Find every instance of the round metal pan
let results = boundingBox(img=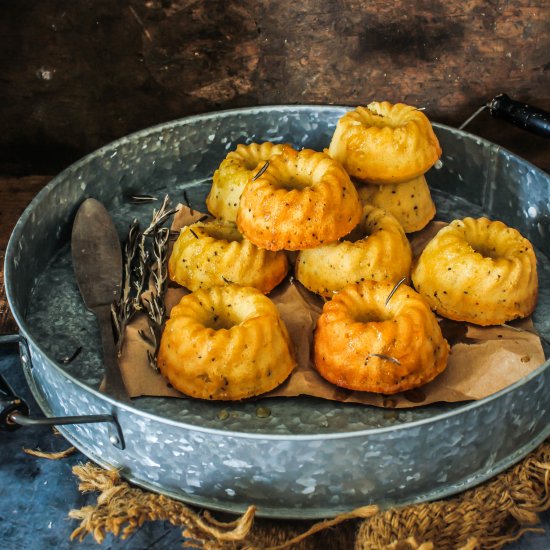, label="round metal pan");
[5,106,550,519]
